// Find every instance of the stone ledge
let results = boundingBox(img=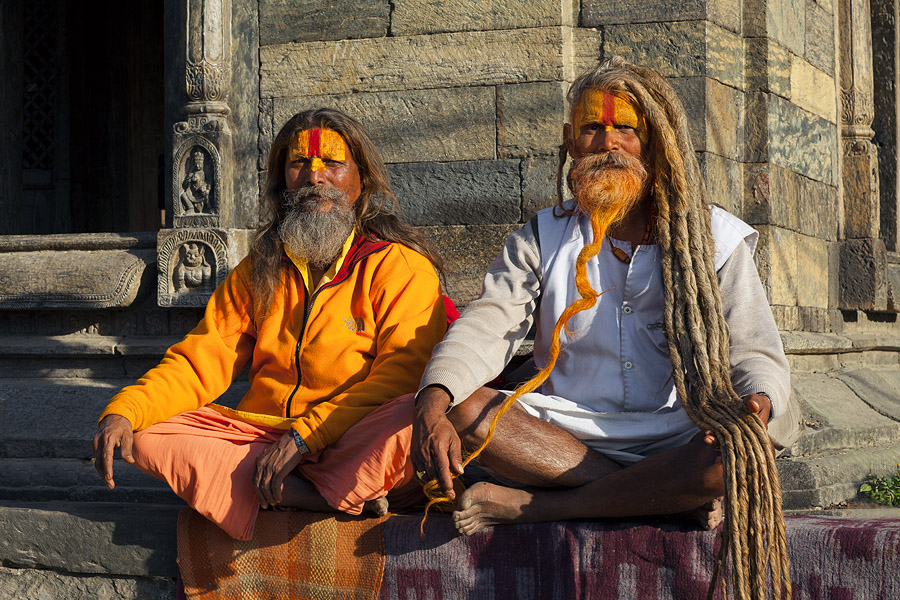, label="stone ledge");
[0,566,174,600]
[0,379,249,459]
[0,336,180,357]
[0,249,156,310]
[0,501,179,578]
[778,443,900,509]
[0,233,156,253]
[0,458,175,504]
[781,330,900,354]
